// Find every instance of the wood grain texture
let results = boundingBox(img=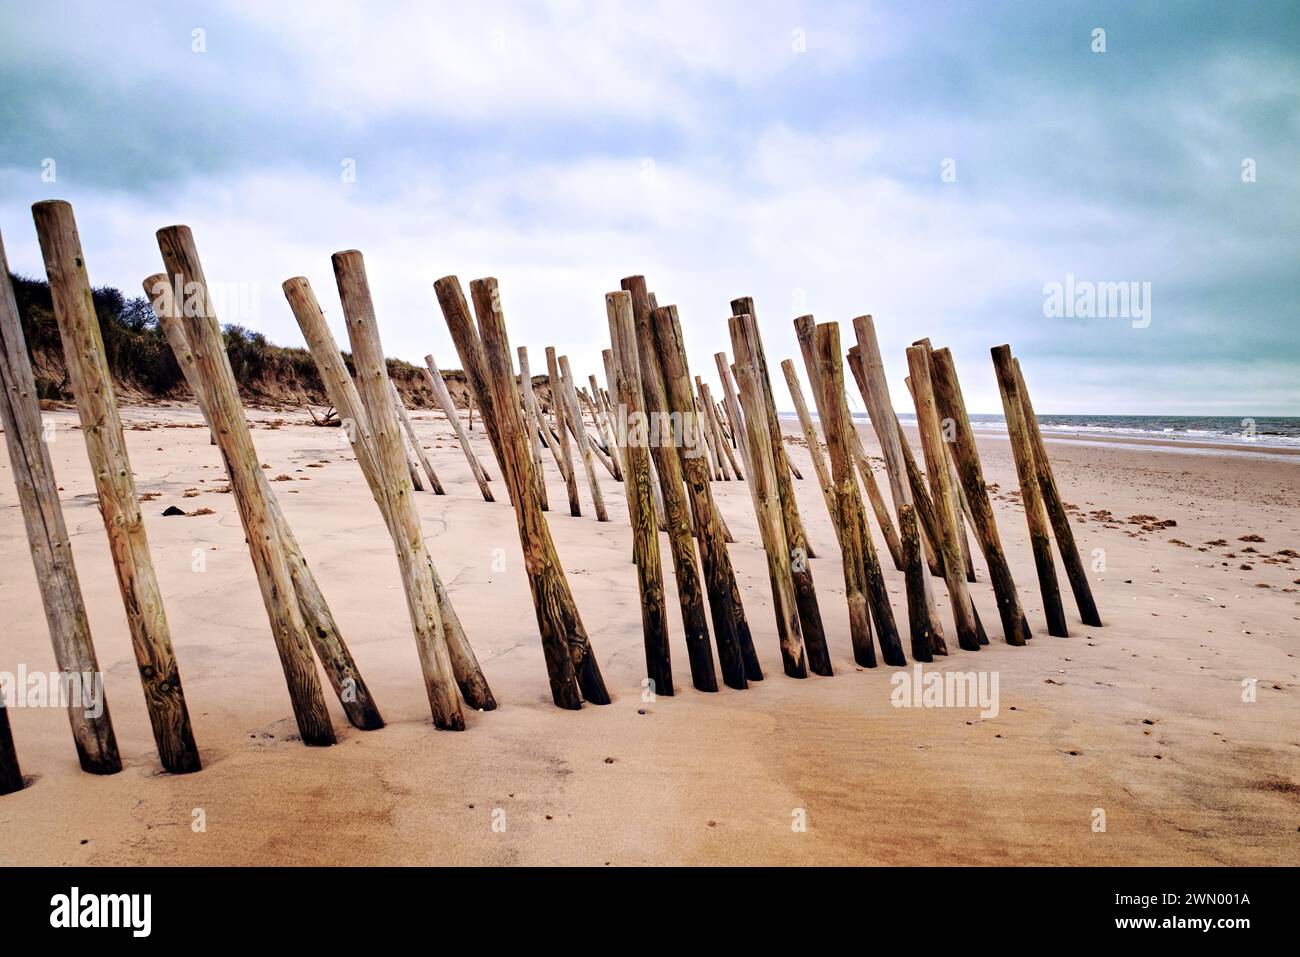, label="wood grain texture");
[424,352,494,501]
[1014,358,1102,627]
[2,240,119,774]
[992,344,1068,637]
[621,276,721,691]
[35,202,202,772]
[333,251,464,729]
[606,291,672,695]
[928,347,1029,644]
[472,278,609,707]
[157,224,334,747]
[816,323,905,667]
